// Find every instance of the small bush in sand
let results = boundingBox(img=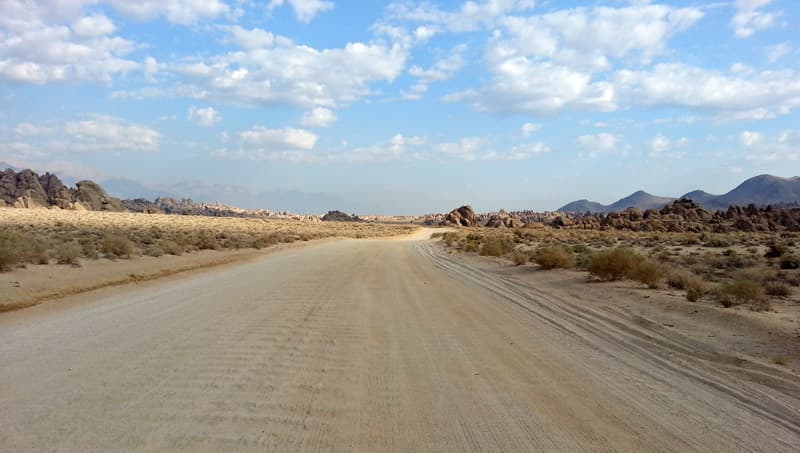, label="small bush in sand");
[586,248,642,281]
[102,234,135,259]
[480,236,515,257]
[773,356,790,366]
[0,230,28,271]
[512,250,530,266]
[629,259,664,289]
[532,246,574,270]
[158,240,184,256]
[764,281,791,297]
[54,241,82,265]
[719,279,767,310]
